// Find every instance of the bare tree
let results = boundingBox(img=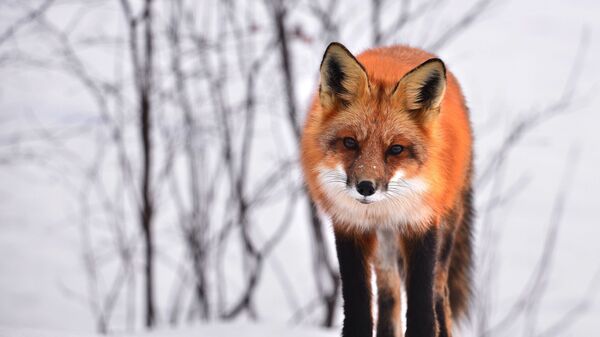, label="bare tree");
[118,0,158,327]
[268,0,342,326]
